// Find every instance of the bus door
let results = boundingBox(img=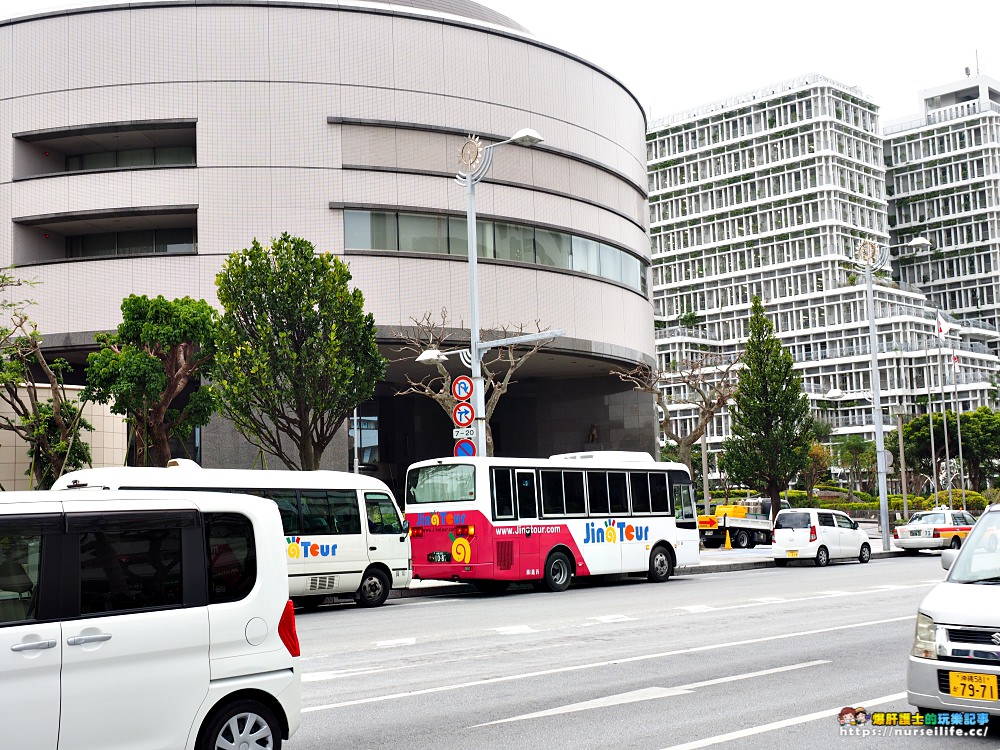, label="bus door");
[514,470,541,578]
[365,492,411,587]
[671,482,701,566]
